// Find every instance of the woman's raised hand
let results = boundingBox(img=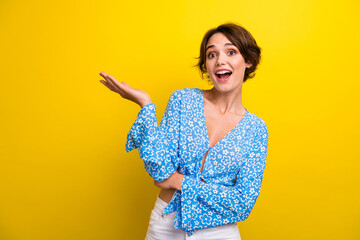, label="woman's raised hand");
[99,72,152,108]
